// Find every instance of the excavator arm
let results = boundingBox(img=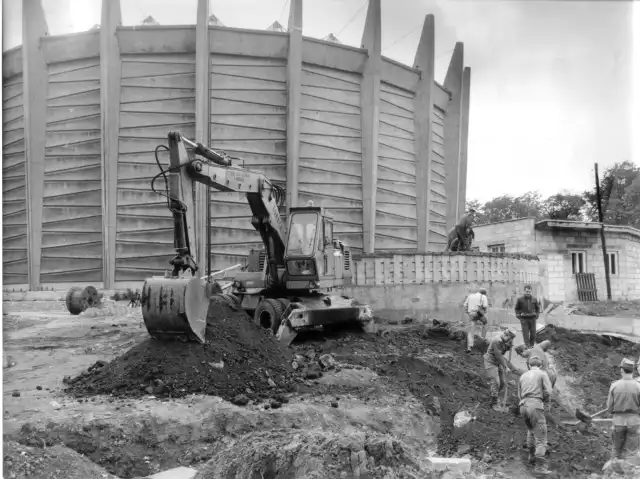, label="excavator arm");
[141,131,287,343]
[162,131,287,285]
